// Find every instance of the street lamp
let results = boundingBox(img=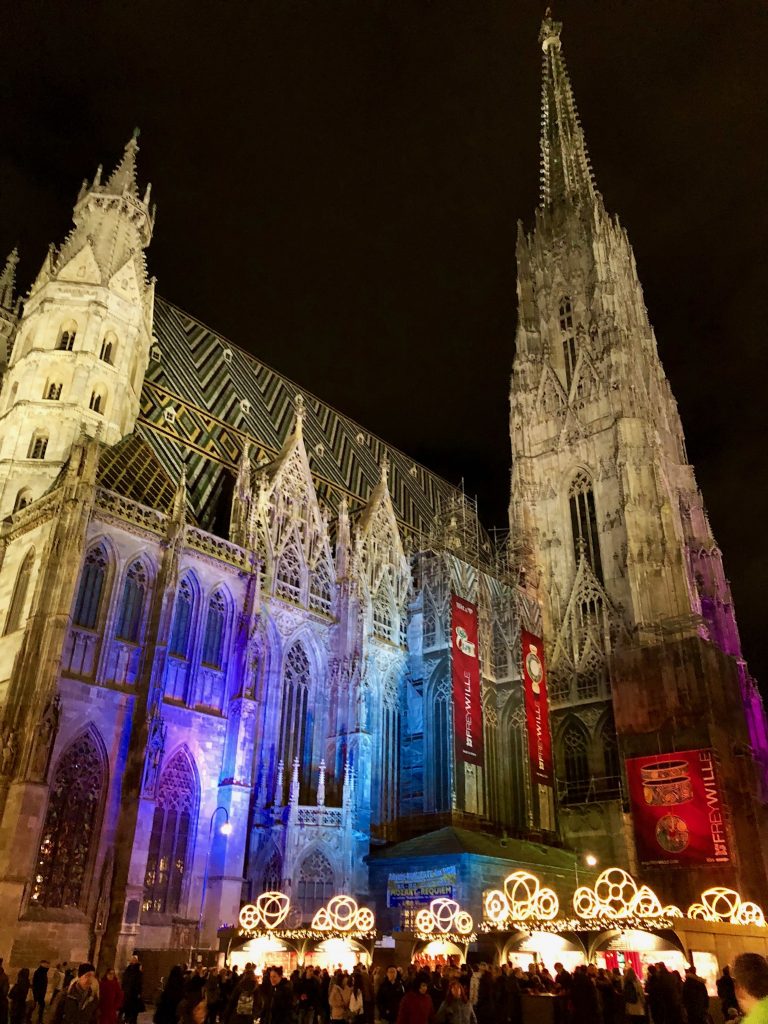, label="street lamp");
[585,853,598,868]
